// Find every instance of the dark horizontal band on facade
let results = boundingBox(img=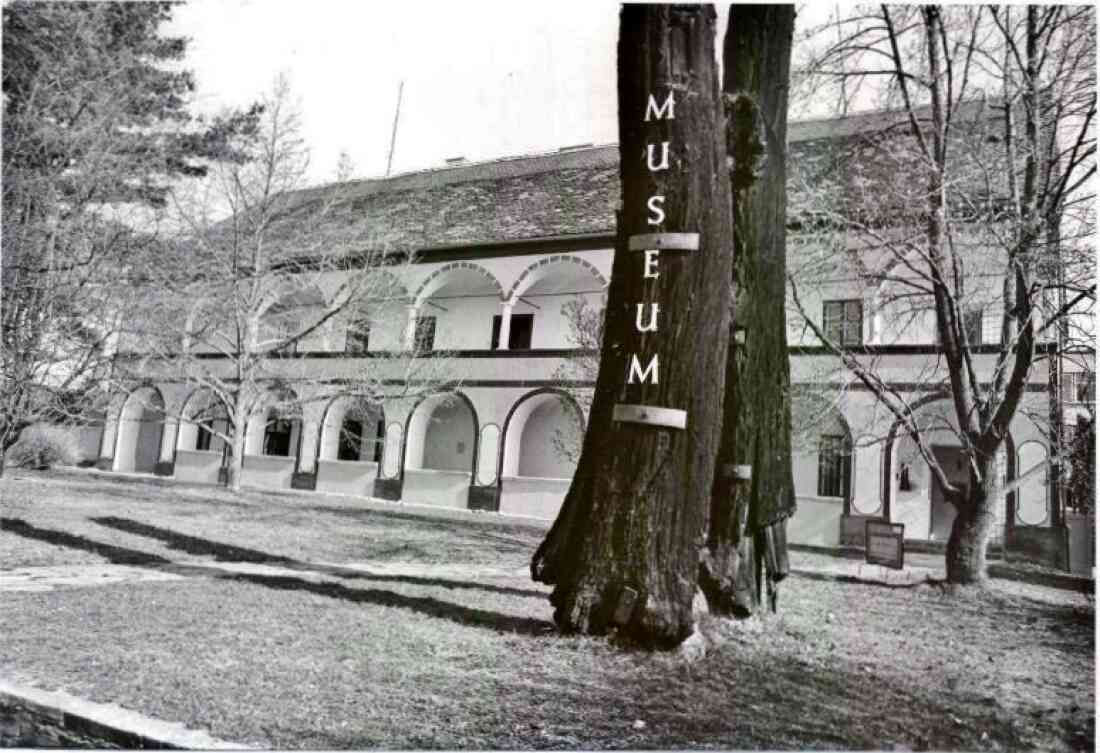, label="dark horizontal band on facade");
[133,348,600,361]
[789,342,1061,356]
[275,233,618,271]
[147,377,597,390]
[794,381,1050,393]
[131,342,1060,361]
